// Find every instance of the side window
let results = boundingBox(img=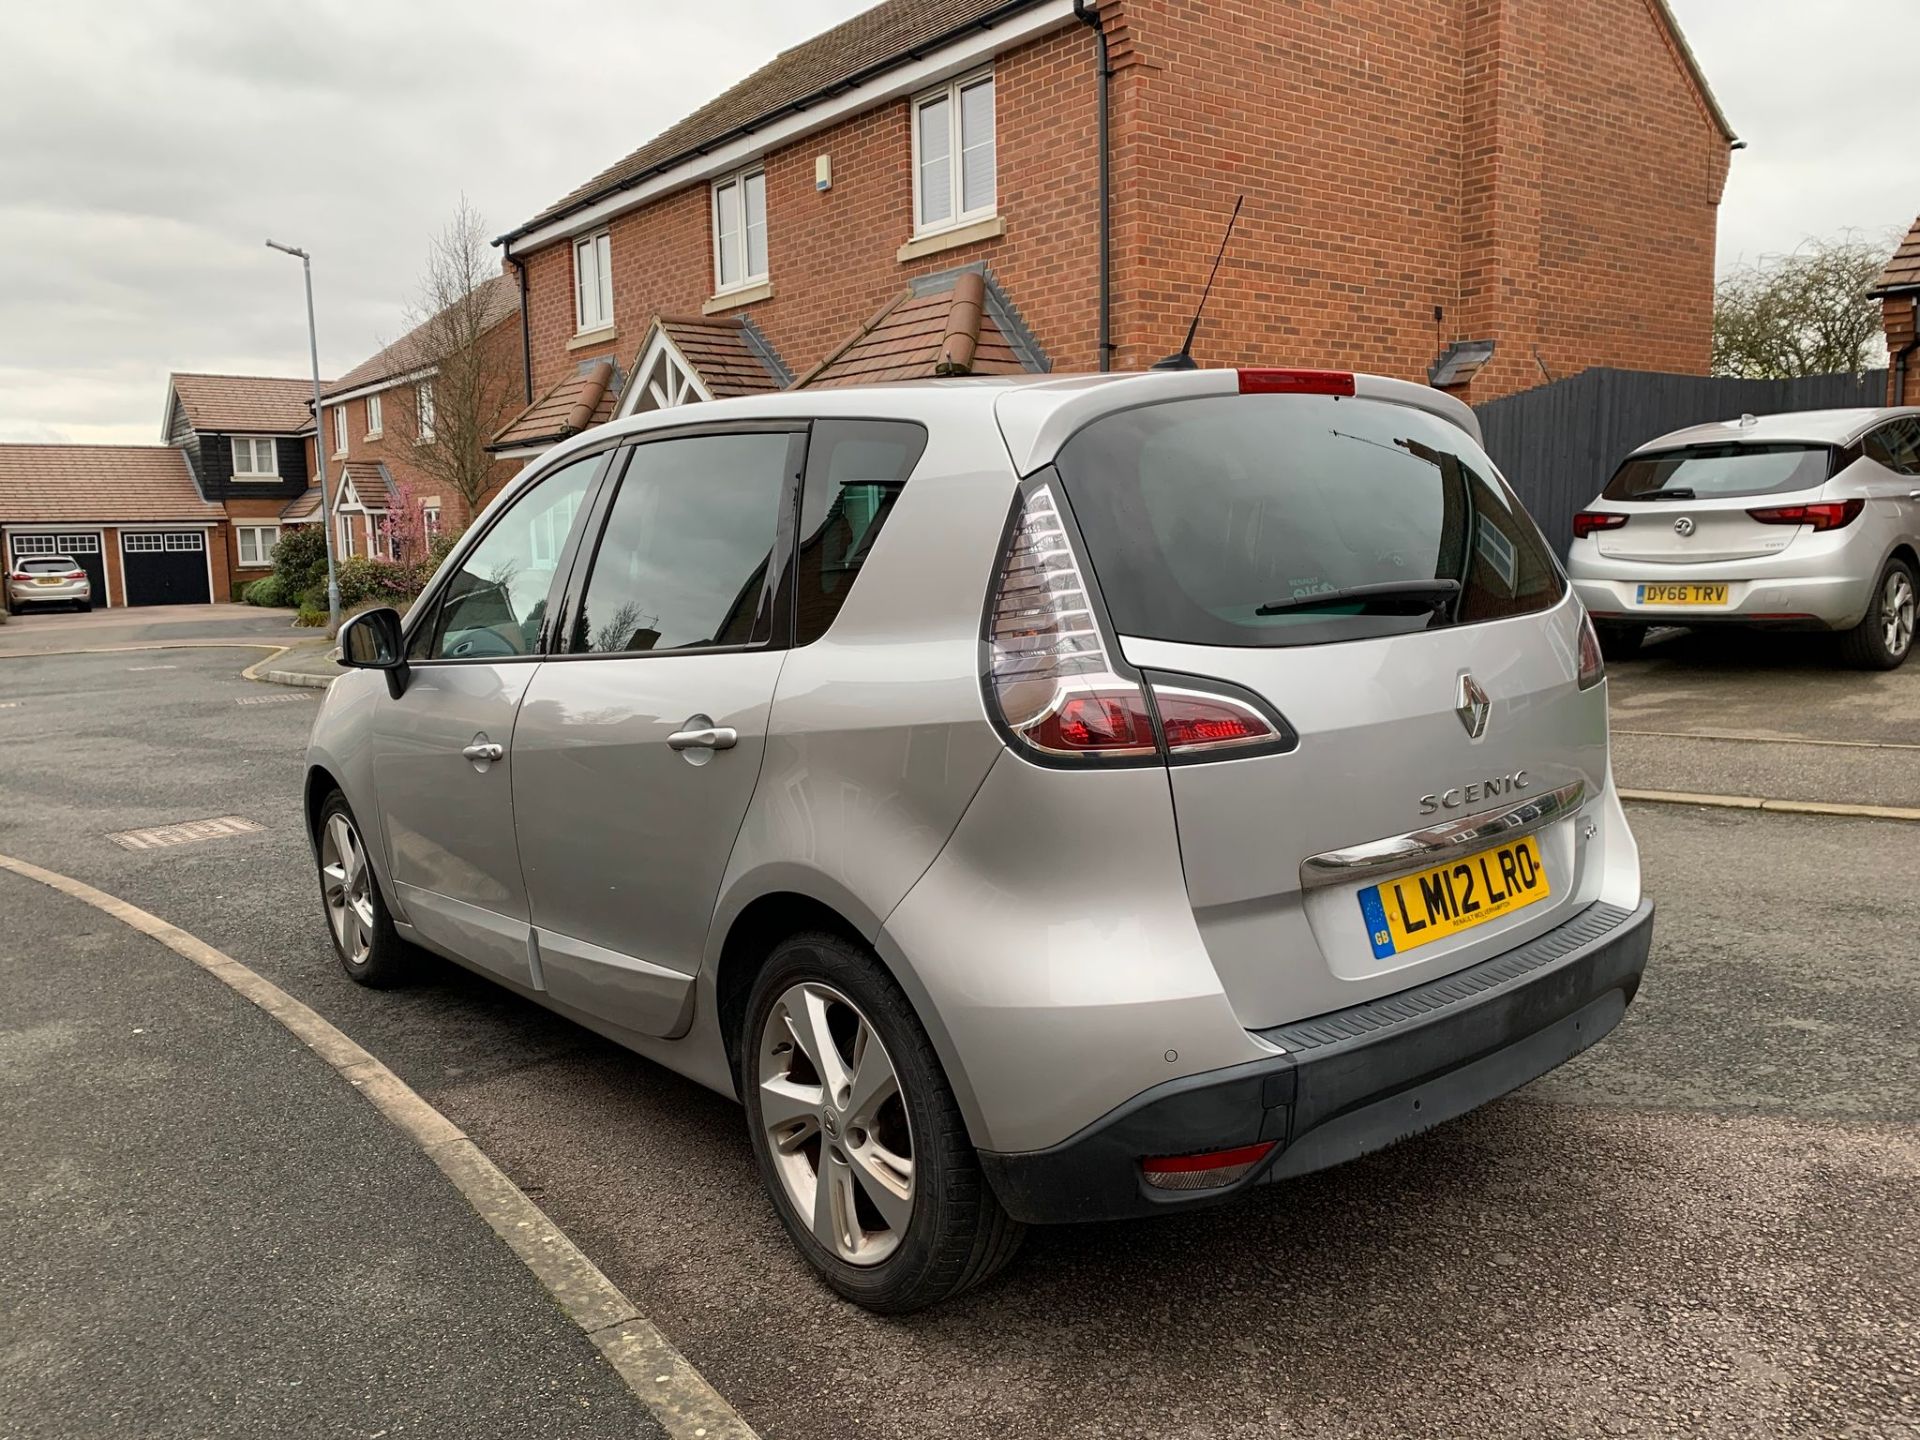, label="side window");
[569,432,794,655]
[412,454,599,661]
[793,421,927,645]
[1865,418,1920,476]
